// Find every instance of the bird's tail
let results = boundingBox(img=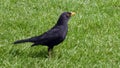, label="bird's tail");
[14,39,30,44]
